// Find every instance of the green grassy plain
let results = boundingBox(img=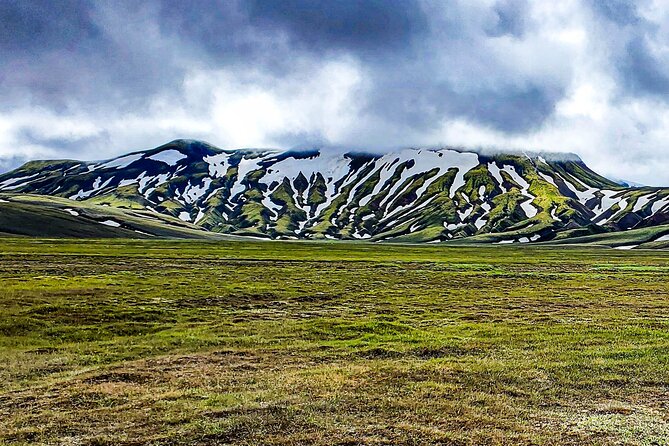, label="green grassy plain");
[1,239,669,445]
